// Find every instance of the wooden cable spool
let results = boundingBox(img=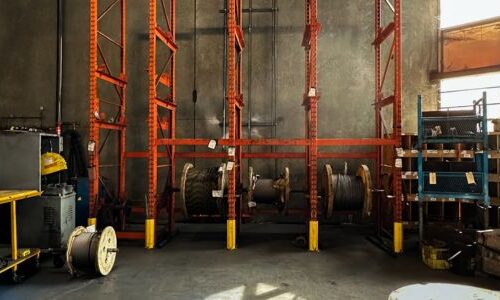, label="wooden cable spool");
[66,226,118,276]
[180,163,228,218]
[247,167,290,213]
[321,164,372,219]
